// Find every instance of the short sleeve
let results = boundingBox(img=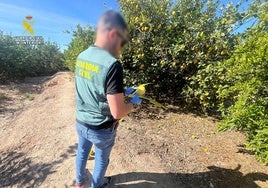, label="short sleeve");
[105,61,124,94]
